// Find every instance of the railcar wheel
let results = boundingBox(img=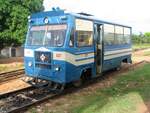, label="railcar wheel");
[116,62,125,71]
[47,82,65,92]
[73,68,92,87]
[116,67,121,71]
[73,78,82,87]
[27,78,49,87]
